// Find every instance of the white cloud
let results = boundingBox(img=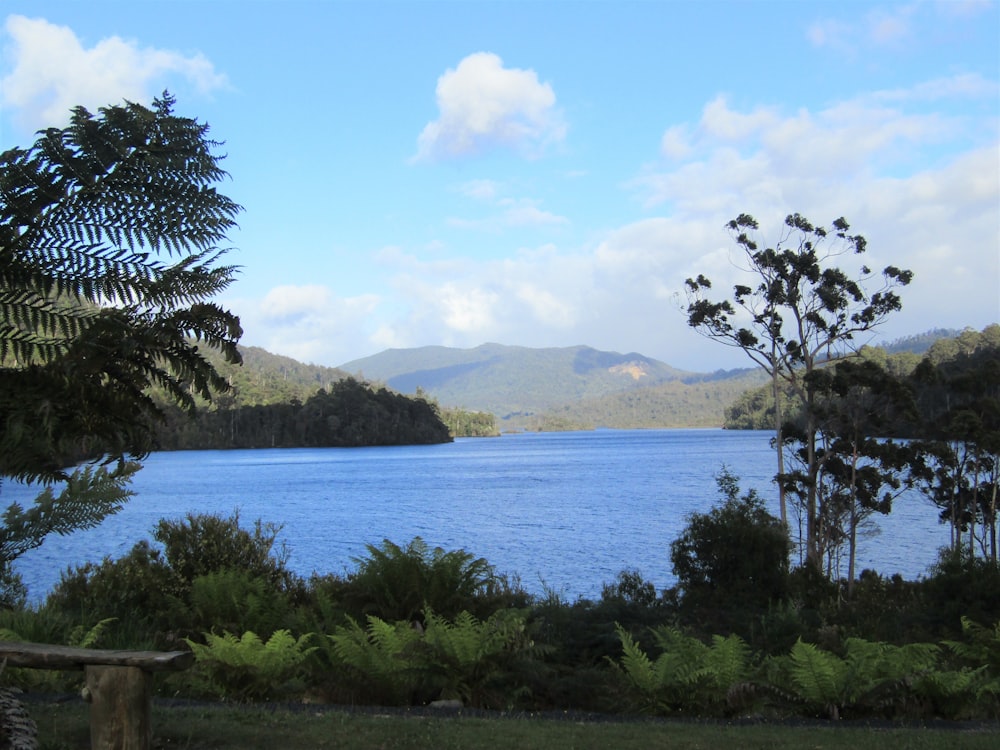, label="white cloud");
[447,191,569,231]
[1,15,228,133]
[437,283,500,332]
[660,124,693,160]
[458,179,501,200]
[935,0,994,19]
[871,73,999,103]
[414,52,565,161]
[639,86,972,217]
[630,83,998,358]
[807,1,989,55]
[866,5,916,45]
[700,96,779,141]
[234,285,381,366]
